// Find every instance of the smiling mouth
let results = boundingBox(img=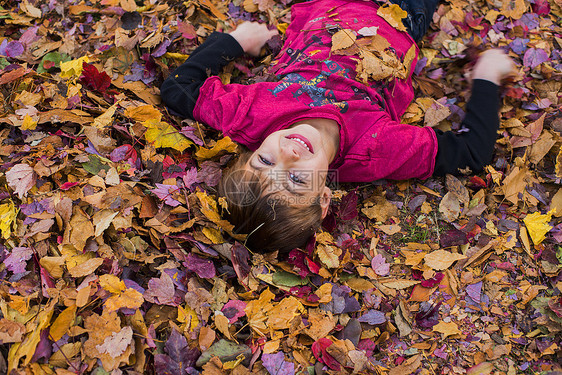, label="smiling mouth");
[286,134,314,153]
